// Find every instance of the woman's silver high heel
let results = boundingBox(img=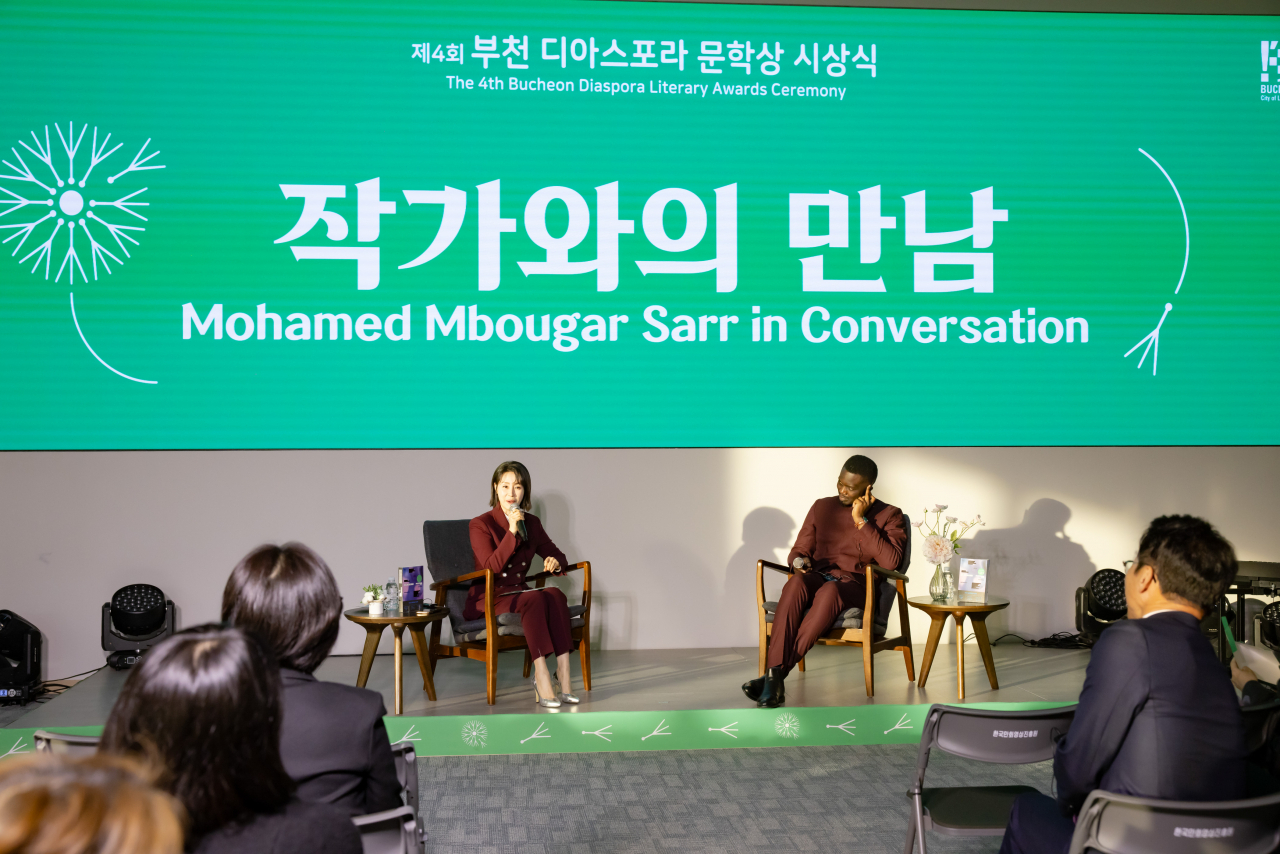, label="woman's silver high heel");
[533,678,561,708]
[557,680,580,704]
